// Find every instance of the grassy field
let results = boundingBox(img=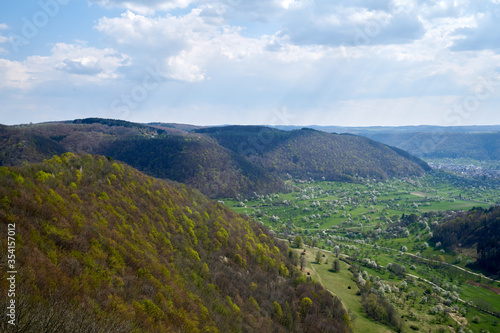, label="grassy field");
[225,173,498,235]
[296,248,393,333]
